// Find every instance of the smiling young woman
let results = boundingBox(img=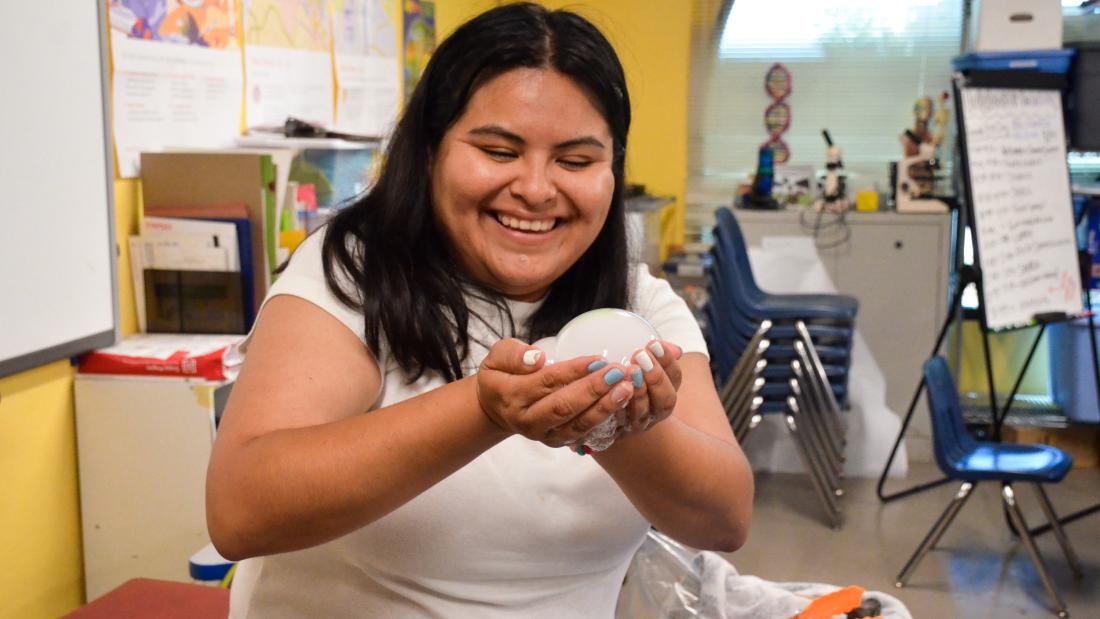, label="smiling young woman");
[205,4,753,618]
